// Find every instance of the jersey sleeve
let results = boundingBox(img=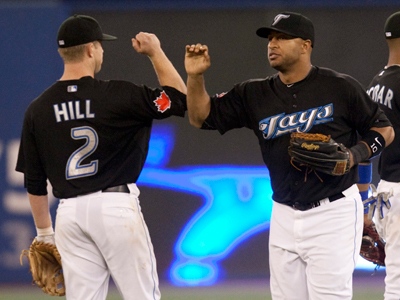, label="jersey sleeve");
[346,75,392,135]
[98,80,187,123]
[202,83,251,134]
[15,108,48,195]
[110,81,186,121]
